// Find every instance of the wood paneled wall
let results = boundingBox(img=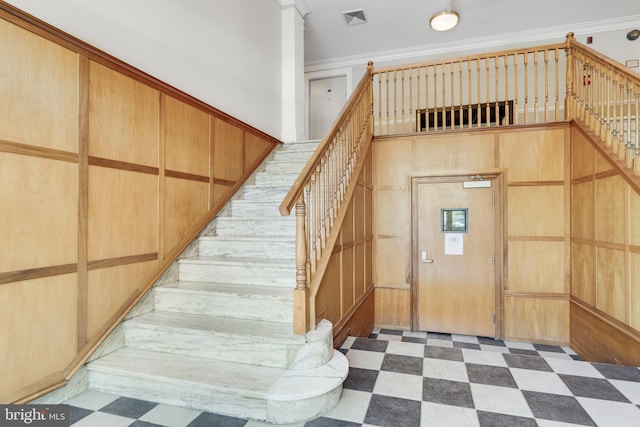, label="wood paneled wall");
[373,124,571,344]
[316,146,375,344]
[570,123,640,364]
[0,11,278,402]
